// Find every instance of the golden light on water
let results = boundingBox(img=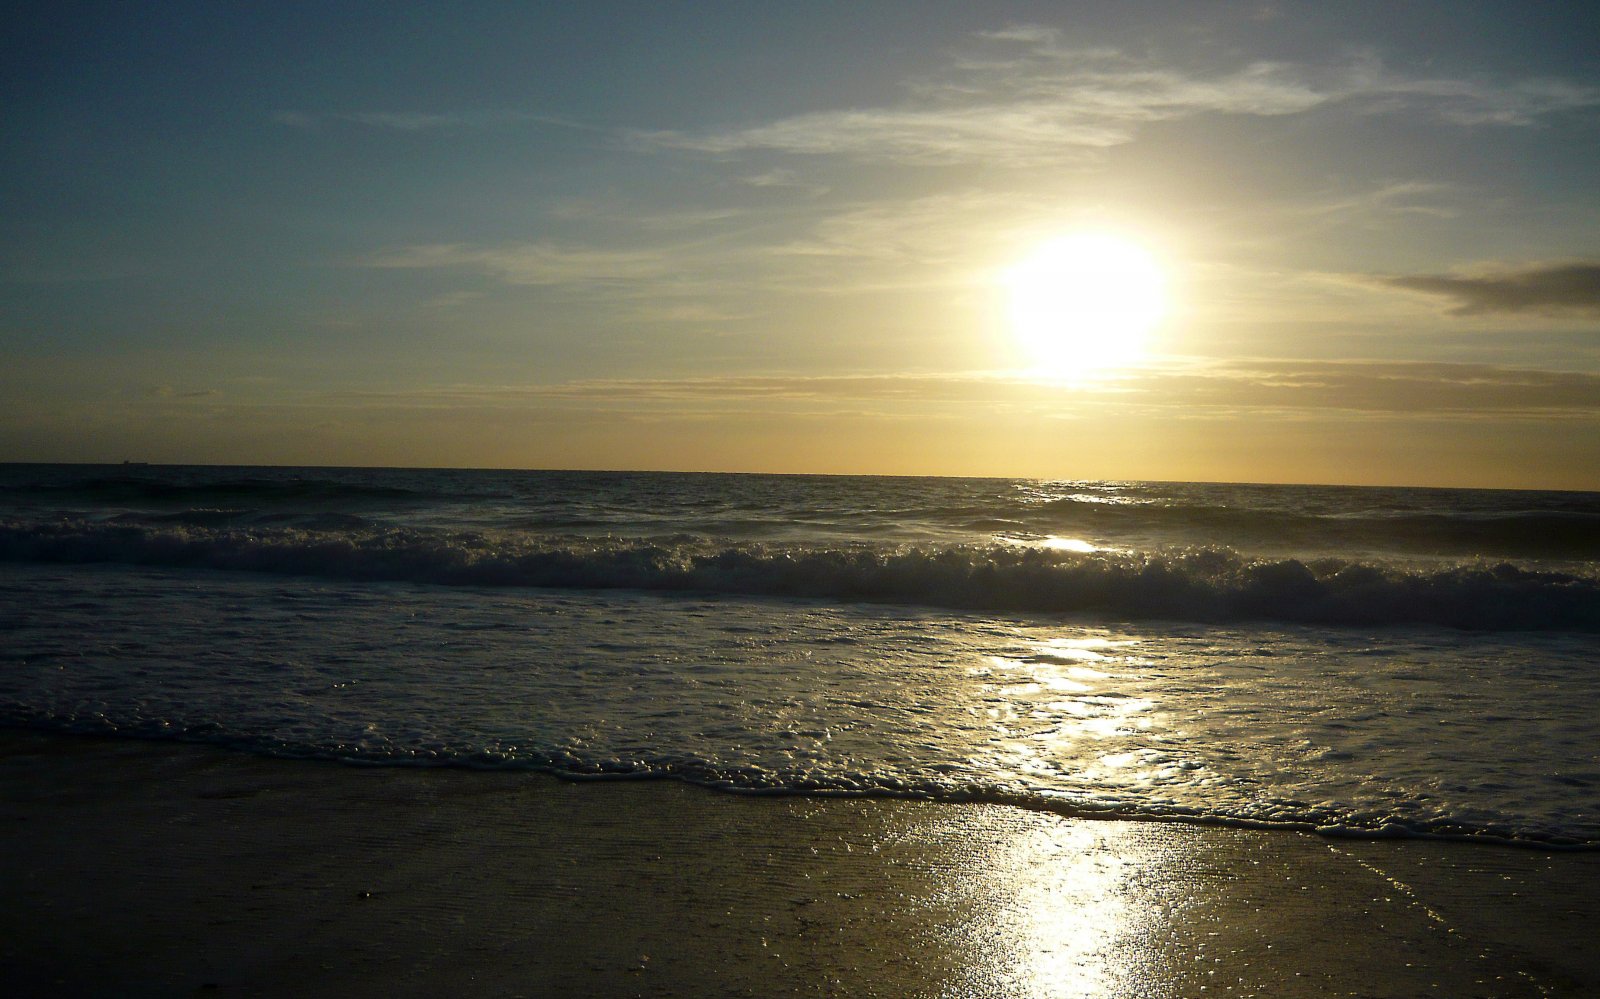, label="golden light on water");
[947,634,1179,995]
[989,821,1152,995]
[1004,232,1167,381]
[1040,536,1098,553]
